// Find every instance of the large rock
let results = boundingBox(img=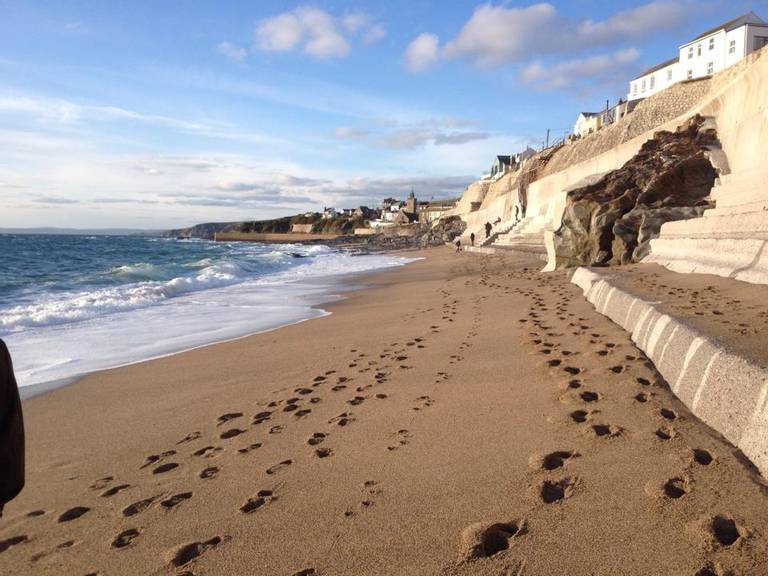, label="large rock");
[552,115,717,268]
